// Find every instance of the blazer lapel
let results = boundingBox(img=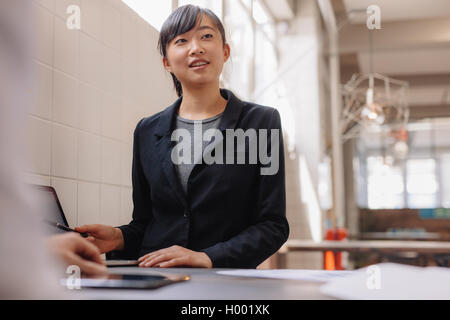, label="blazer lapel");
[217,89,244,133]
[154,97,187,208]
[153,89,245,208]
[198,89,244,154]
